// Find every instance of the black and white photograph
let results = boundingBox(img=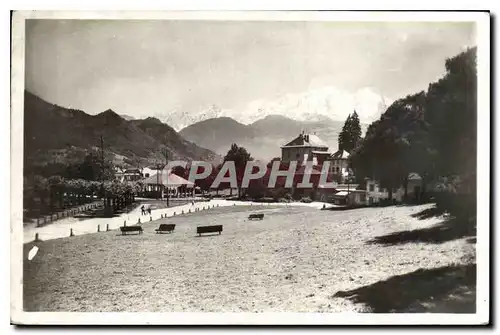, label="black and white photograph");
[10,10,490,325]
